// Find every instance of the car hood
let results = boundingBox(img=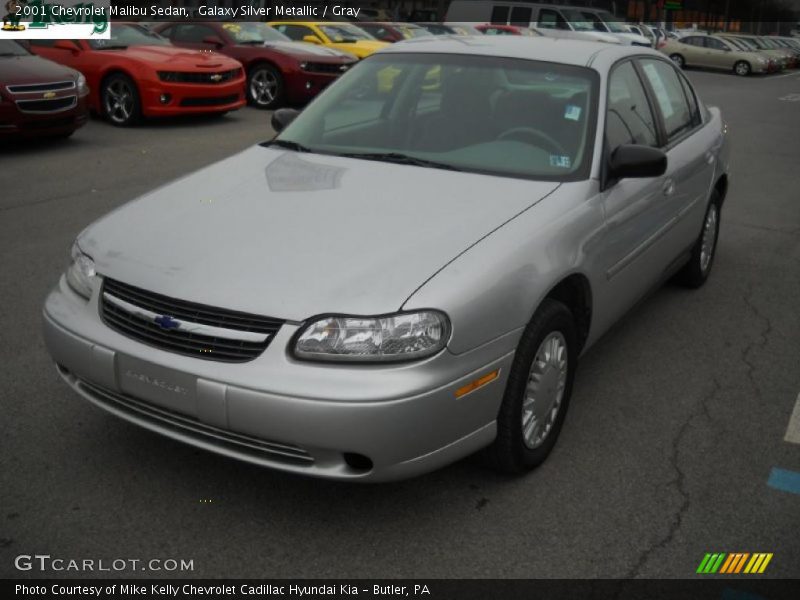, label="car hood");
[326,40,389,58]
[263,40,356,60]
[109,44,239,69]
[614,32,651,45]
[0,53,79,84]
[80,147,558,321]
